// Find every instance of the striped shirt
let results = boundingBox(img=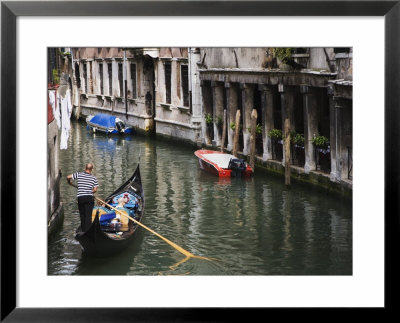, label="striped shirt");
[72,172,99,197]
